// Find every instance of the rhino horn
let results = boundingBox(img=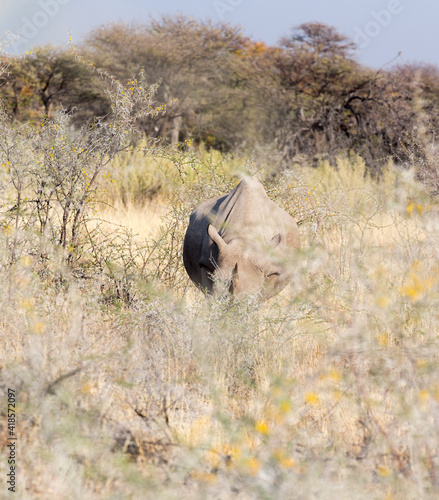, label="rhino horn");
[208,224,228,252]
